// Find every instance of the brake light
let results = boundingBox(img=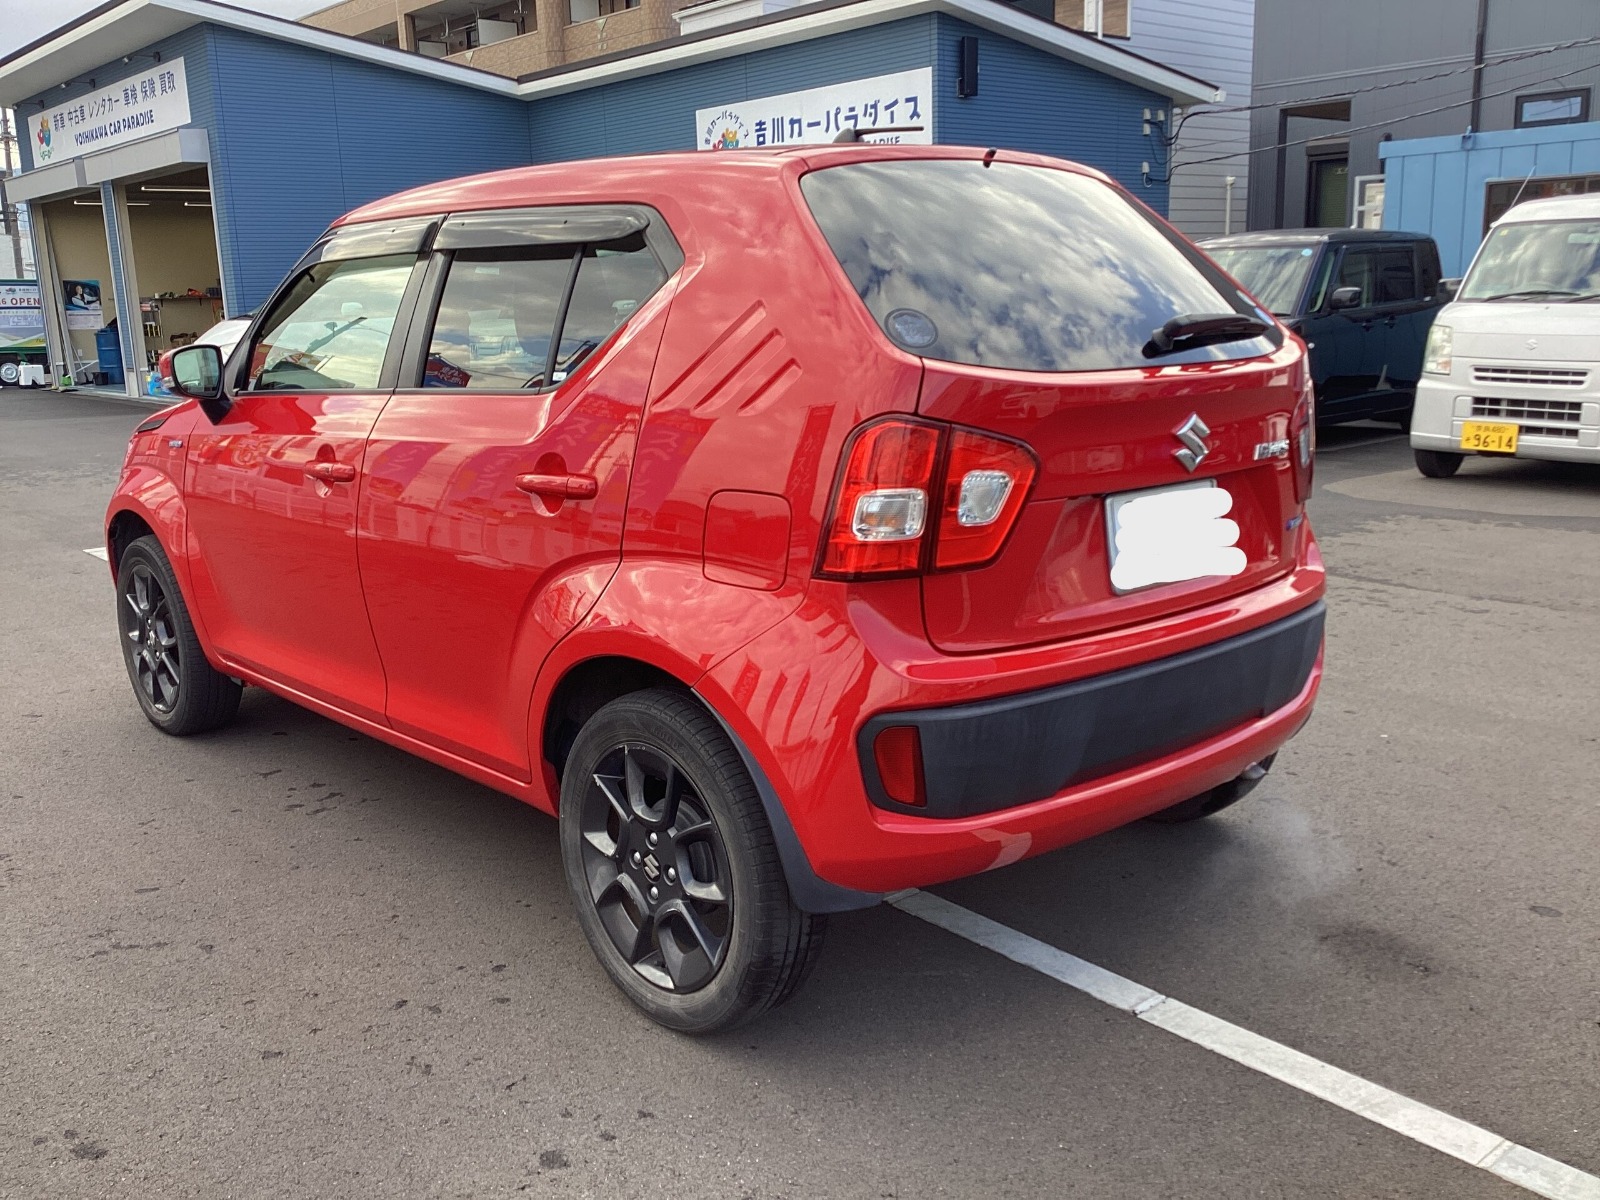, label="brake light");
[816,418,1038,579]
[1290,360,1315,504]
[817,418,941,577]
